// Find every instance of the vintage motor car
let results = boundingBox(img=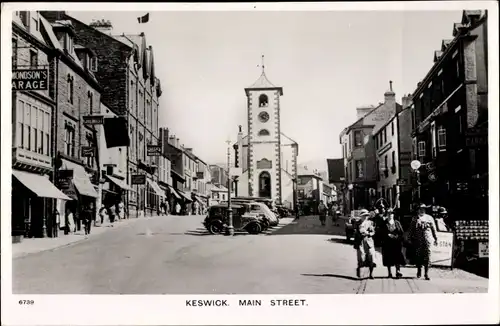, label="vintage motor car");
[230,197,280,226]
[203,204,264,235]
